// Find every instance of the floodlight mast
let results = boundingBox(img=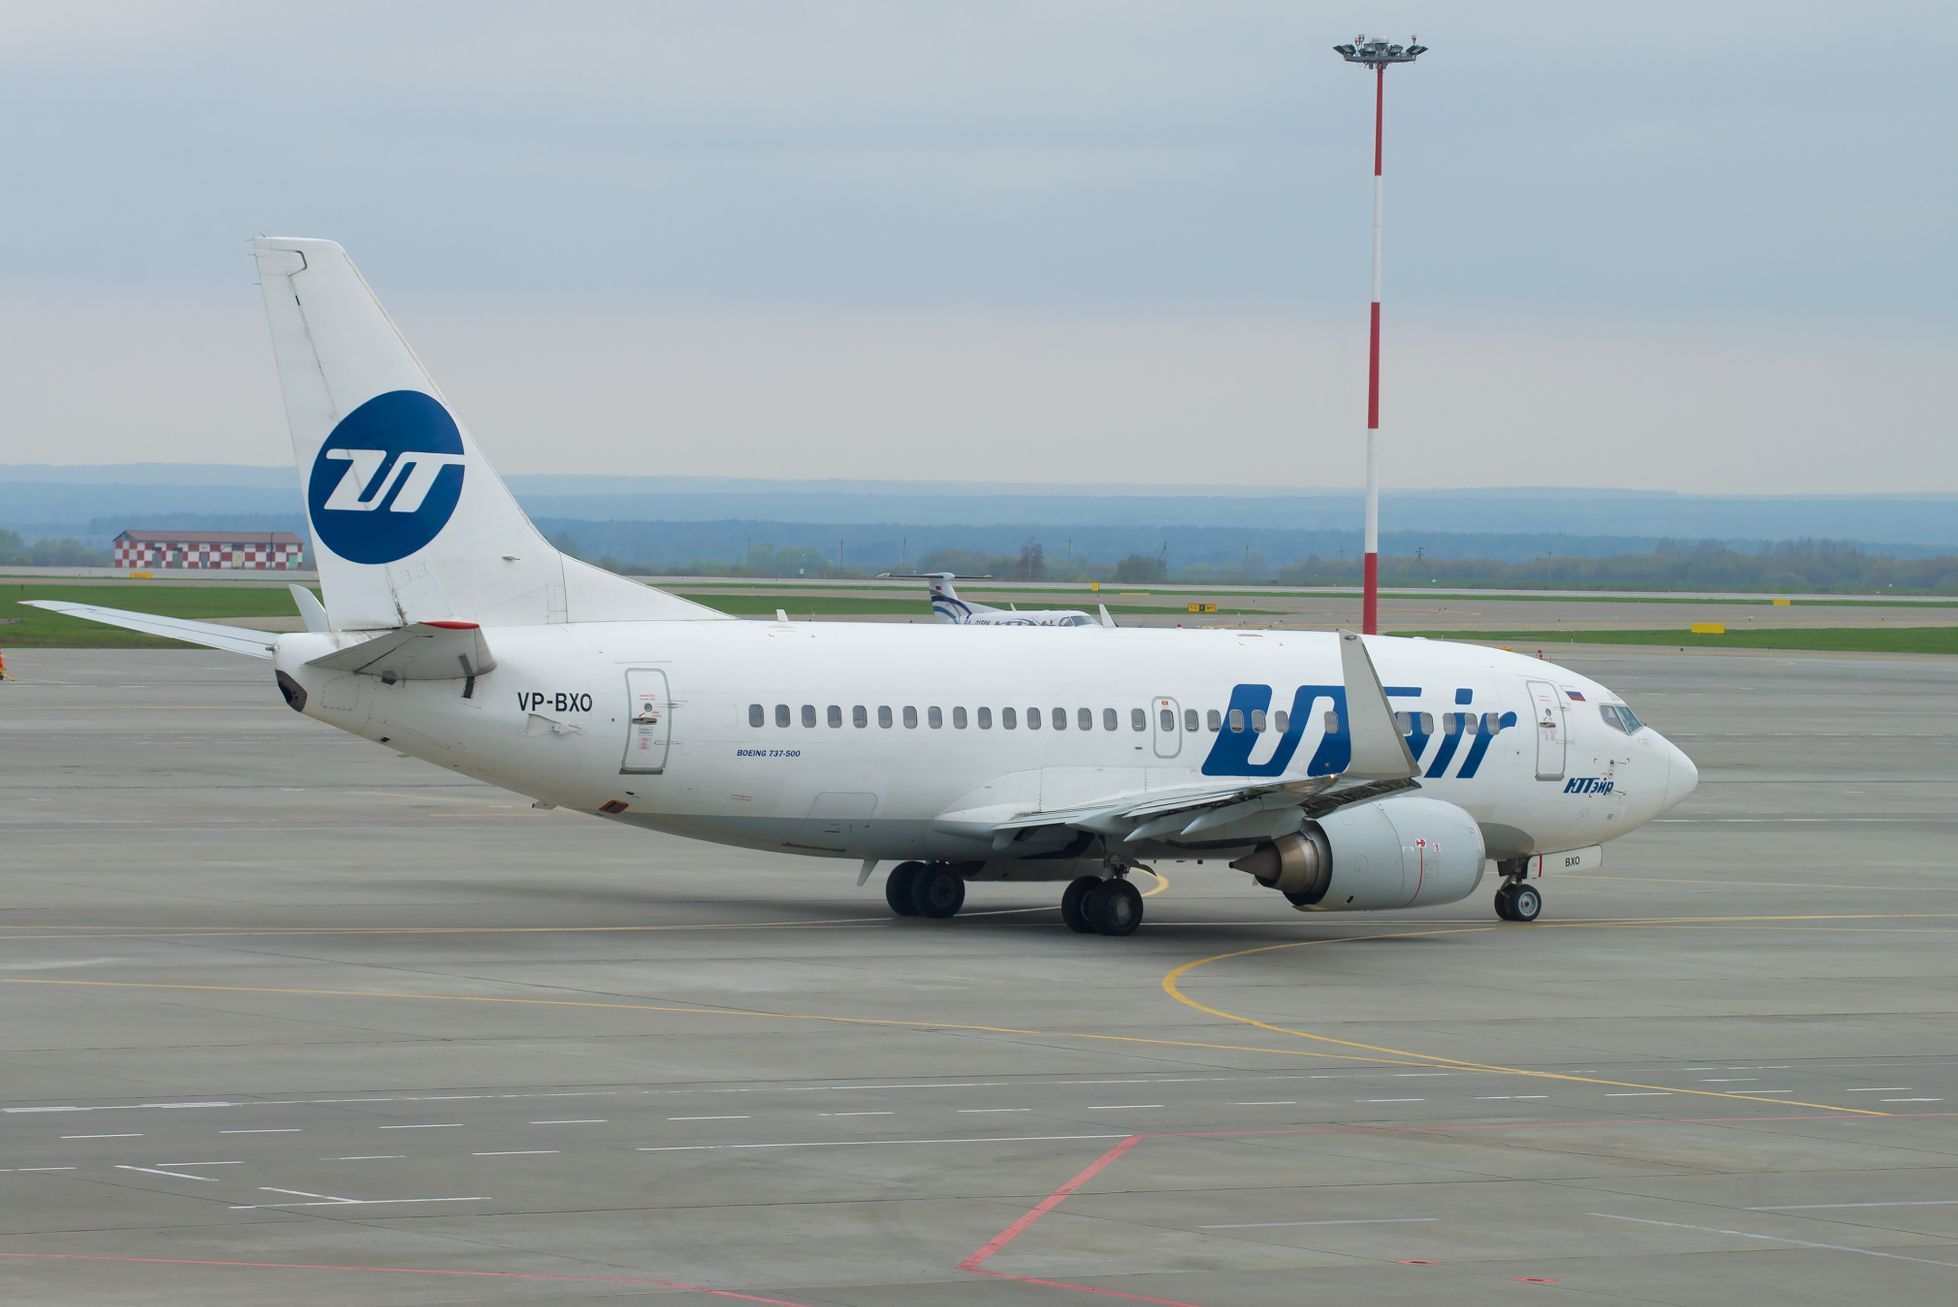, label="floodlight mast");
[1333,36,1427,634]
